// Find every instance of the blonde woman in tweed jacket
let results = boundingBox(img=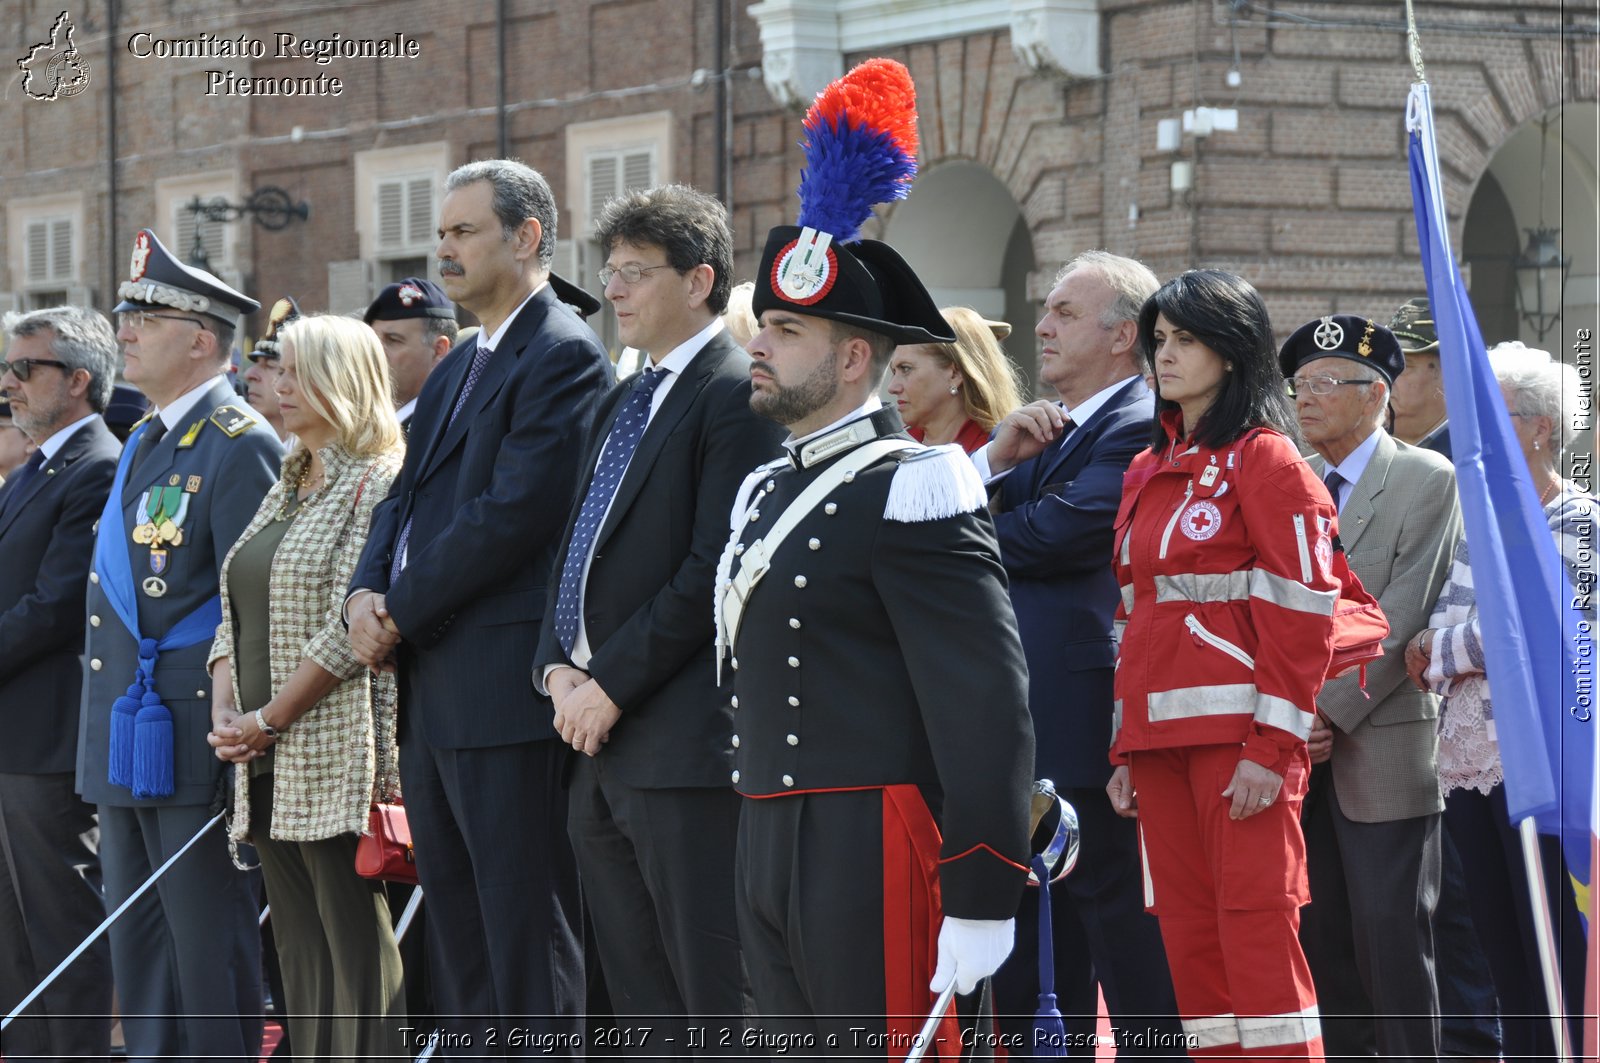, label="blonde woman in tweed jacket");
[206,314,405,1061]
